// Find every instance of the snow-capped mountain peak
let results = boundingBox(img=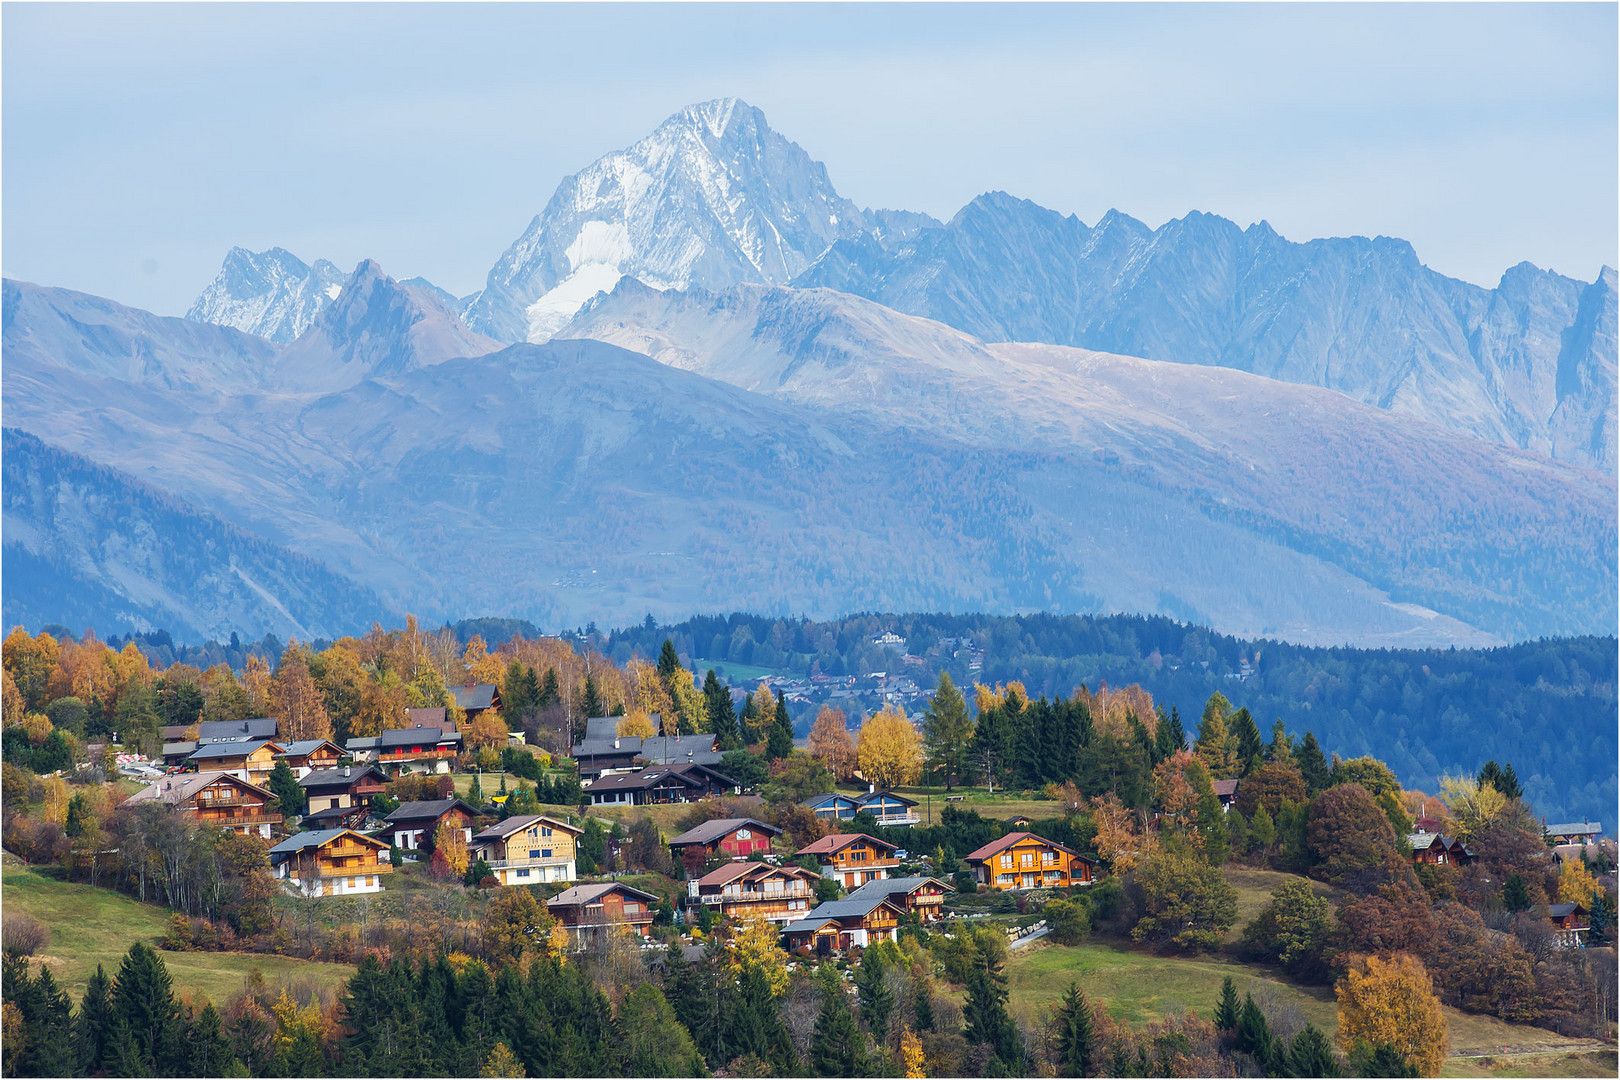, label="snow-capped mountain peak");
[185,246,346,343]
[462,98,876,343]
